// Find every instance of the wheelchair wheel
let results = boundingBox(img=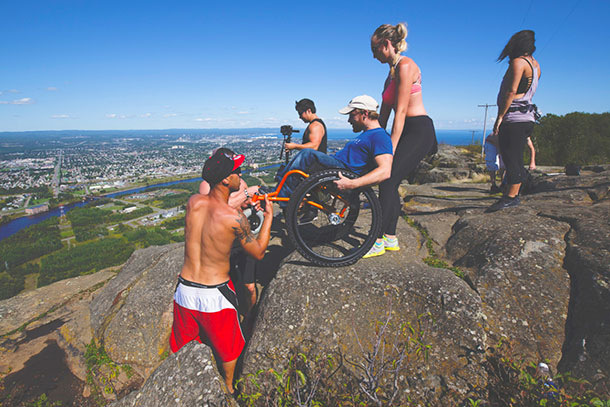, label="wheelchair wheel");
[285,169,382,267]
